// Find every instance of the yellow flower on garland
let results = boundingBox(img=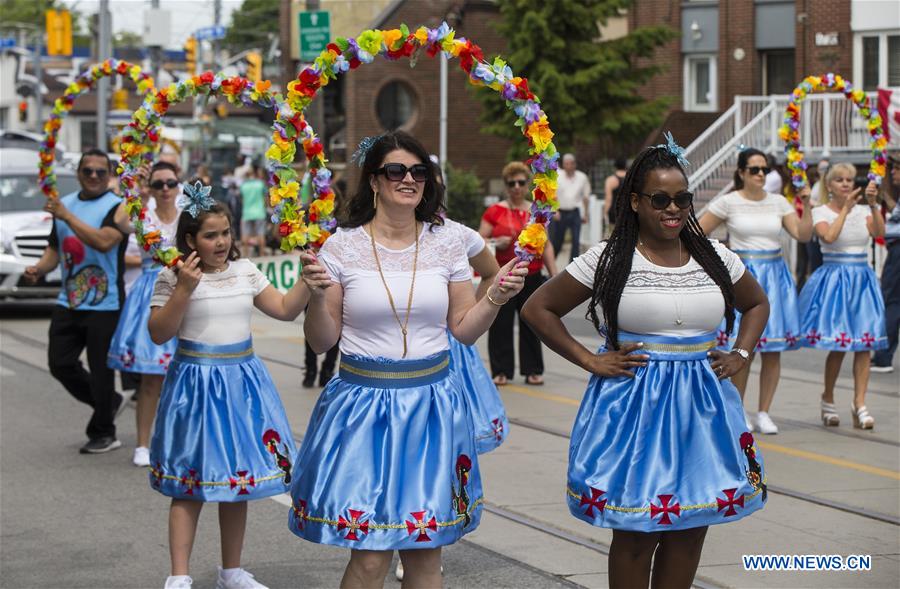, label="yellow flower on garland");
[533,173,557,197]
[270,181,299,206]
[527,116,554,152]
[382,29,403,50]
[414,26,429,44]
[787,150,804,163]
[871,162,886,177]
[310,196,335,218]
[517,223,547,254]
[357,30,383,55]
